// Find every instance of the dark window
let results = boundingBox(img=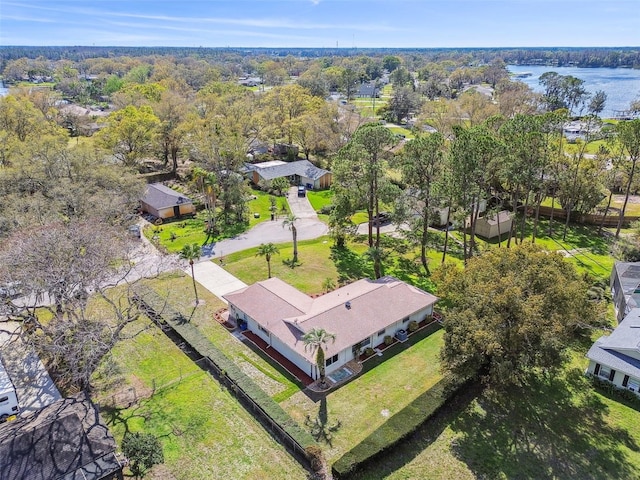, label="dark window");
[623,375,630,387]
[361,337,370,347]
[258,325,268,334]
[609,369,616,382]
[326,354,339,367]
[377,329,386,337]
[594,363,600,376]
[0,396,8,403]
[402,317,410,323]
